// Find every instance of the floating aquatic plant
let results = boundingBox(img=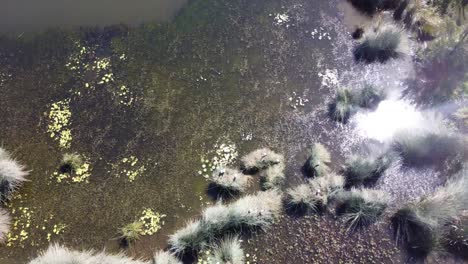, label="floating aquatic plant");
[240,148,284,173]
[336,188,389,231]
[391,169,468,256]
[199,143,238,179]
[0,148,28,202]
[0,208,10,244]
[354,24,408,63]
[47,99,72,149]
[28,244,148,264]
[305,143,331,177]
[114,156,147,182]
[139,209,166,236]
